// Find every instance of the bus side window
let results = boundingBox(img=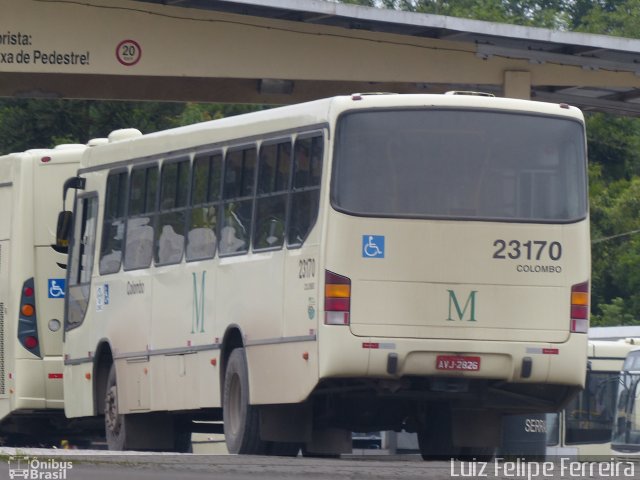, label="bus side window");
[124,165,157,270]
[219,146,256,256]
[287,135,323,248]
[186,152,222,261]
[253,140,291,251]
[99,171,127,275]
[156,159,189,265]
